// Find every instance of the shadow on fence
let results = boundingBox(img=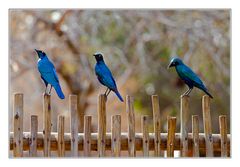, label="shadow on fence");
[9,93,230,157]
